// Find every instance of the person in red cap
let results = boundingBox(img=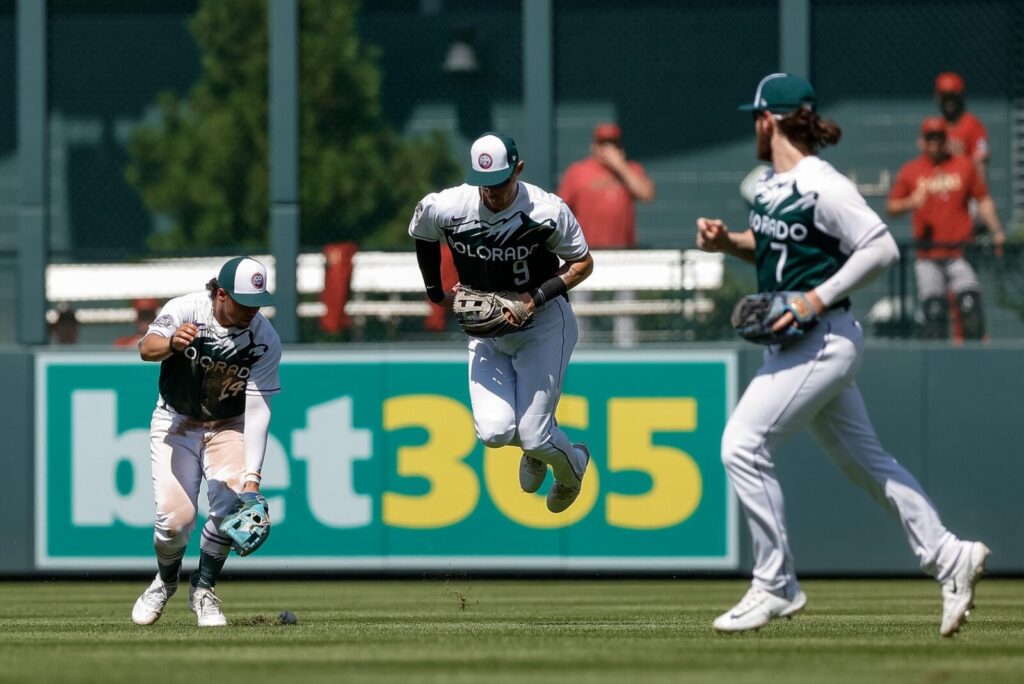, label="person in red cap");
[934,72,989,174]
[557,123,655,346]
[113,298,161,347]
[887,116,1005,340]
